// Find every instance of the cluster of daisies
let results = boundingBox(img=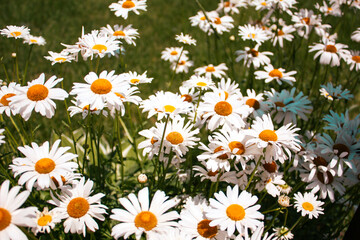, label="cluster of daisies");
[0,0,359,239]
